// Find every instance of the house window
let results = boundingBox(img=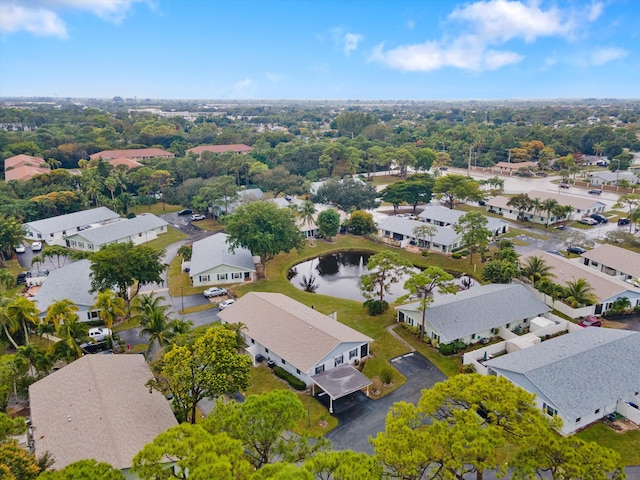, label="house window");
[233,272,242,279]
[199,275,210,282]
[542,403,557,417]
[335,355,344,366]
[217,273,228,281]
[296,369,300,374]
[244,272,251,278]
[349,349,357,359]
[281,359,286,365]
[265,348,269,353]
[251,338,255,344]
[398,311,405,322]
[315,365,324,374]
[595,409,600,414]
[575,418,581,423]
[506,323,510,328]
[471,334,476,340]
